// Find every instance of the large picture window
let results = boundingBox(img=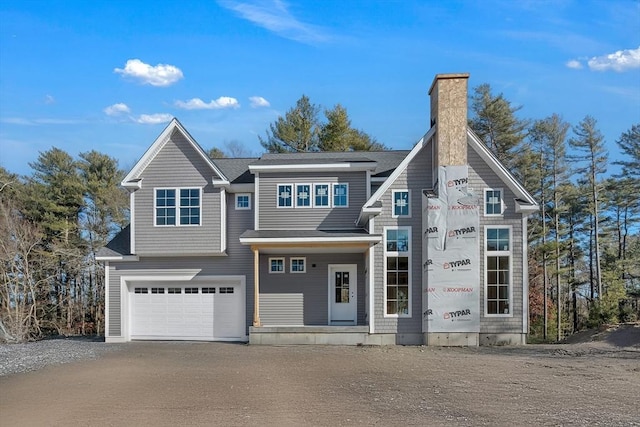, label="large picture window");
[384,227,411,317]
[485,227,511,316]
[155,188,200,226]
